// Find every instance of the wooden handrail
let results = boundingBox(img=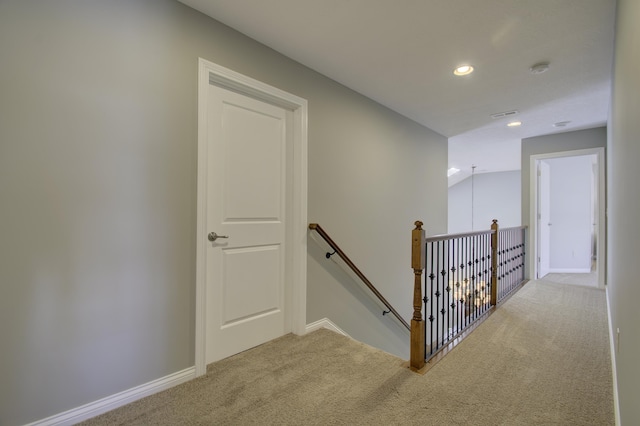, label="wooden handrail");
[309,223,410,331]
[426,229,494,243]
[427,225,527,243]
